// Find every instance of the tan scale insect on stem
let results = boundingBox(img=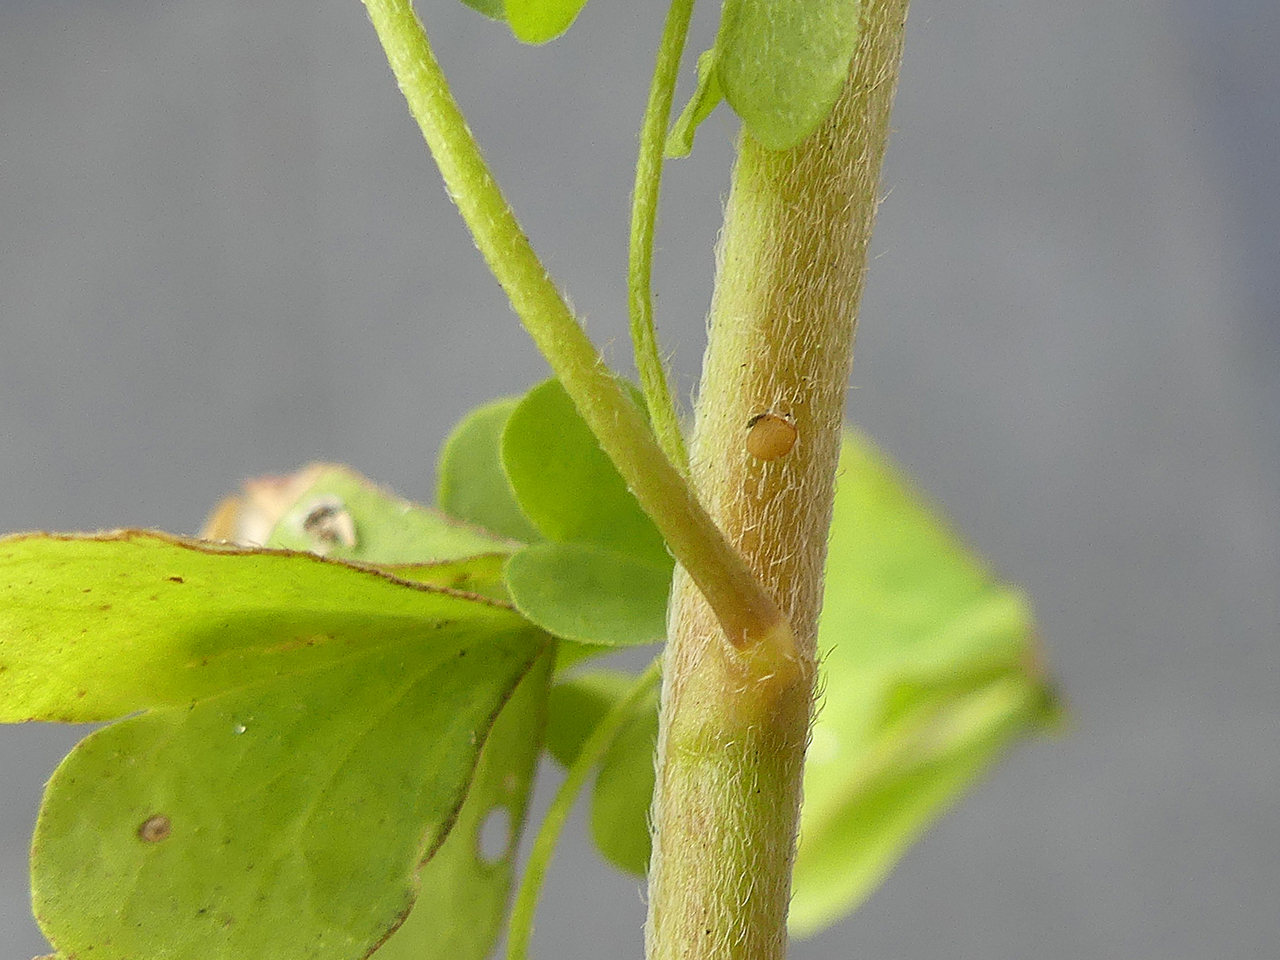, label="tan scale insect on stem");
[745,412,799,461]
